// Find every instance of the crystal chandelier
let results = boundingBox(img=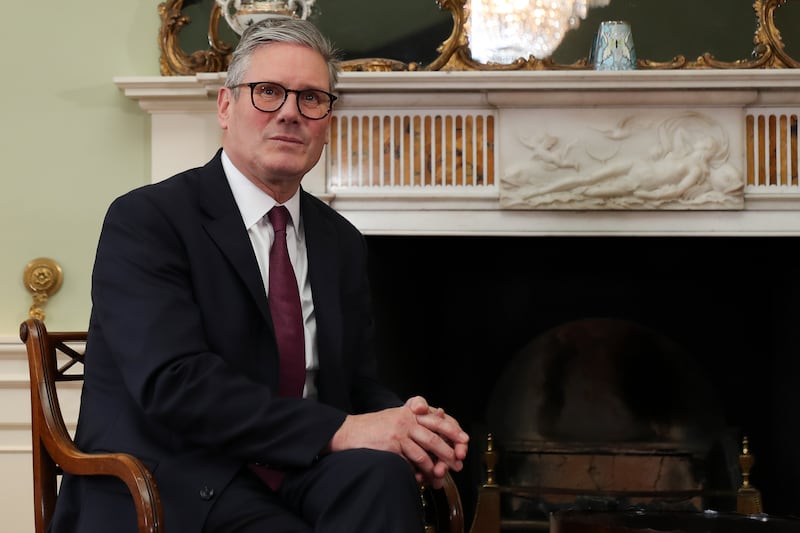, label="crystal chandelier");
[468,0,611,63]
